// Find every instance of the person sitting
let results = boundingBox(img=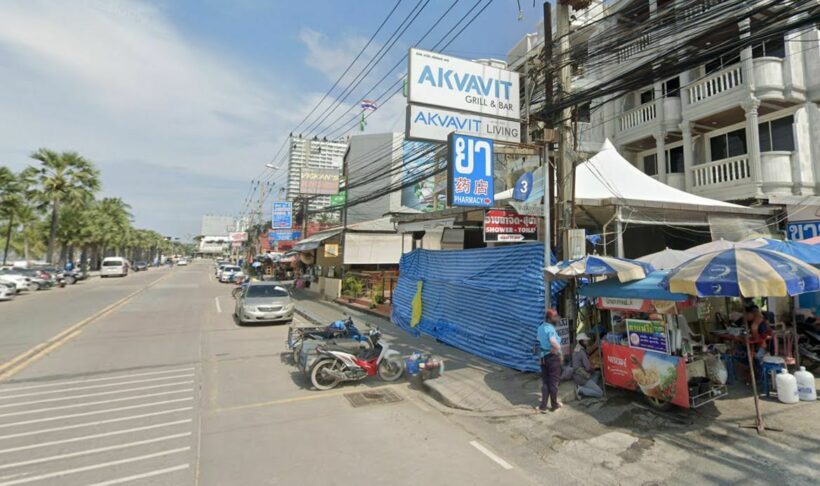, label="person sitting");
[745,304,772,360]
[572,333,603,399]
